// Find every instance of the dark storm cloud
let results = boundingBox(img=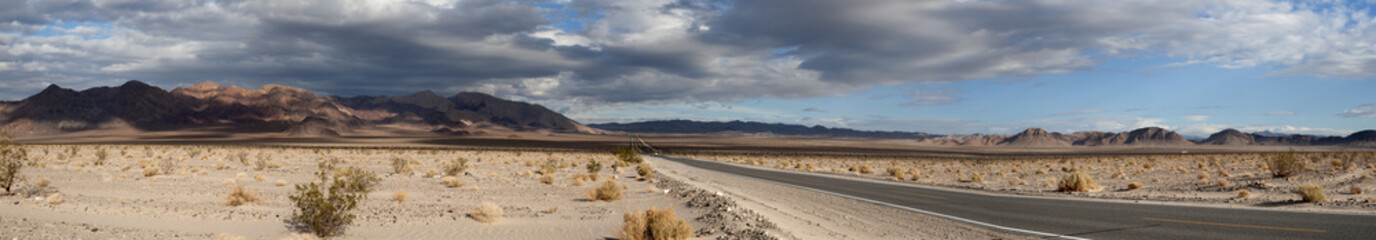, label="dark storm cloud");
[2,0,1374,104]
